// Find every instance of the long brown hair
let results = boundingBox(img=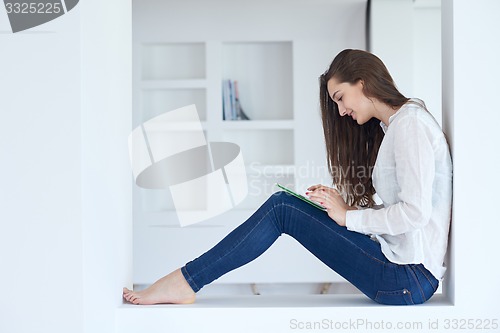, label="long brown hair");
[319,49,409,207]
